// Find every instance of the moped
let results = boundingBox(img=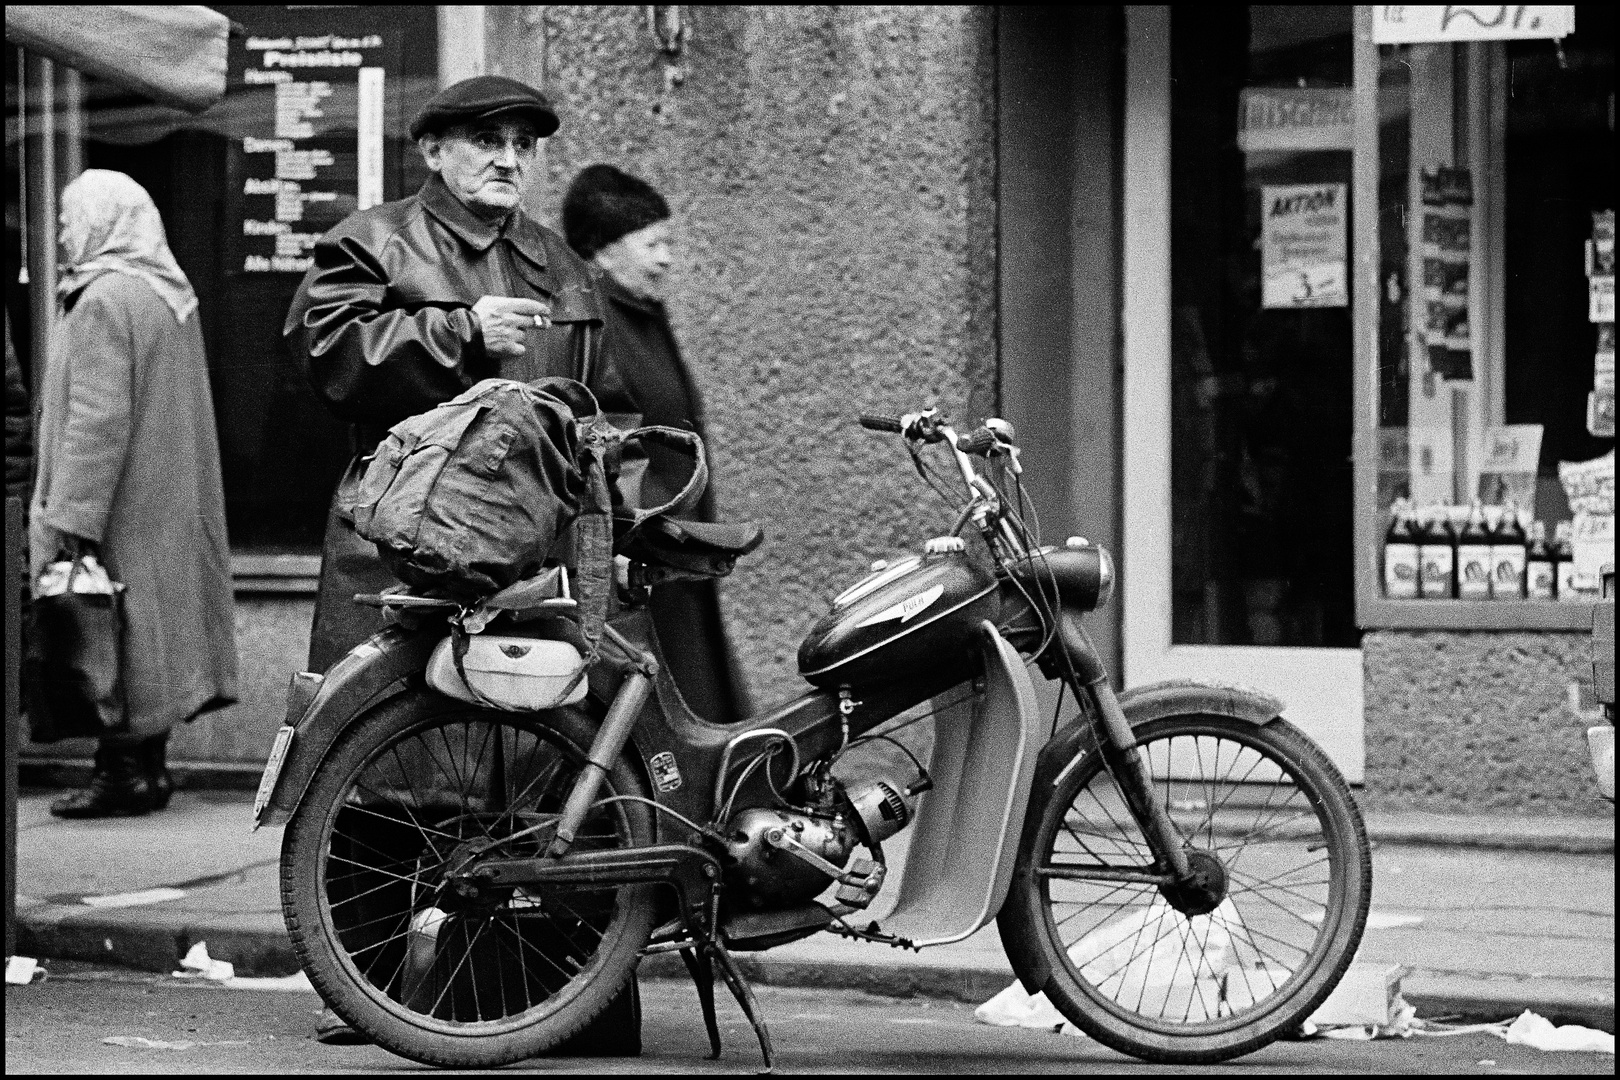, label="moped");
[255,407,1371,1069]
